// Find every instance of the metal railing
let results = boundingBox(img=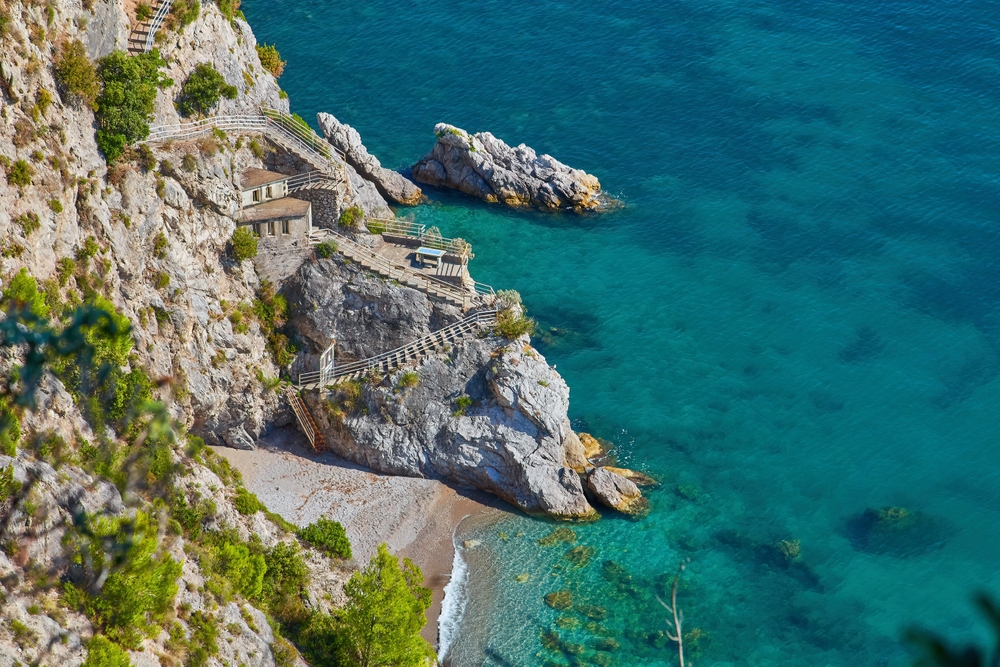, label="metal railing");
[308,228,475,307]
[298,309,498,387]
[143,0,173,52]
[284,387,322,450]
[367,218,472,258]
[286,170,340,192]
